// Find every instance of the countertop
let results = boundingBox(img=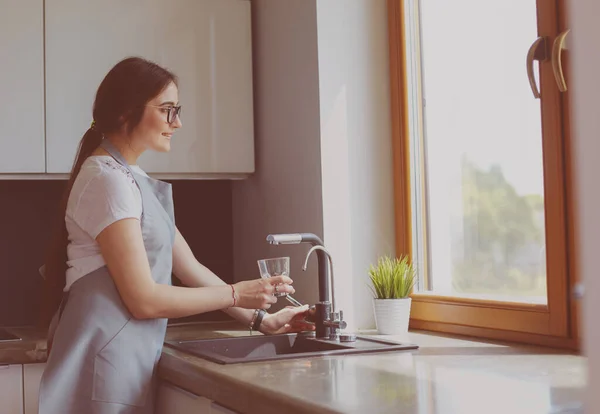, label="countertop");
[1,322,587,413]
[159,322,587,414]
[0,326,47,364]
